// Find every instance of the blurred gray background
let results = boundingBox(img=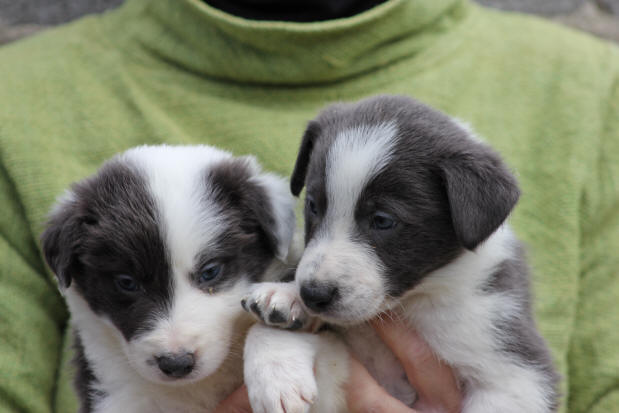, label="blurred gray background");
[0,0,618,45]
